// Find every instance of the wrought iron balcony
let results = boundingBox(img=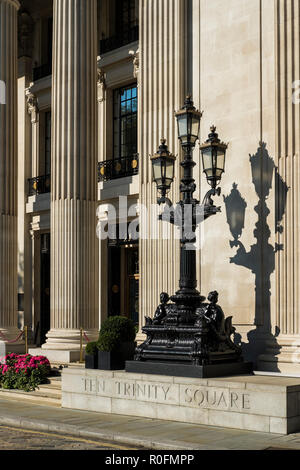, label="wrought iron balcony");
[98,154,139,182]
[99,25,139,54]
[33,63,52,82]
[28,174,51,196]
